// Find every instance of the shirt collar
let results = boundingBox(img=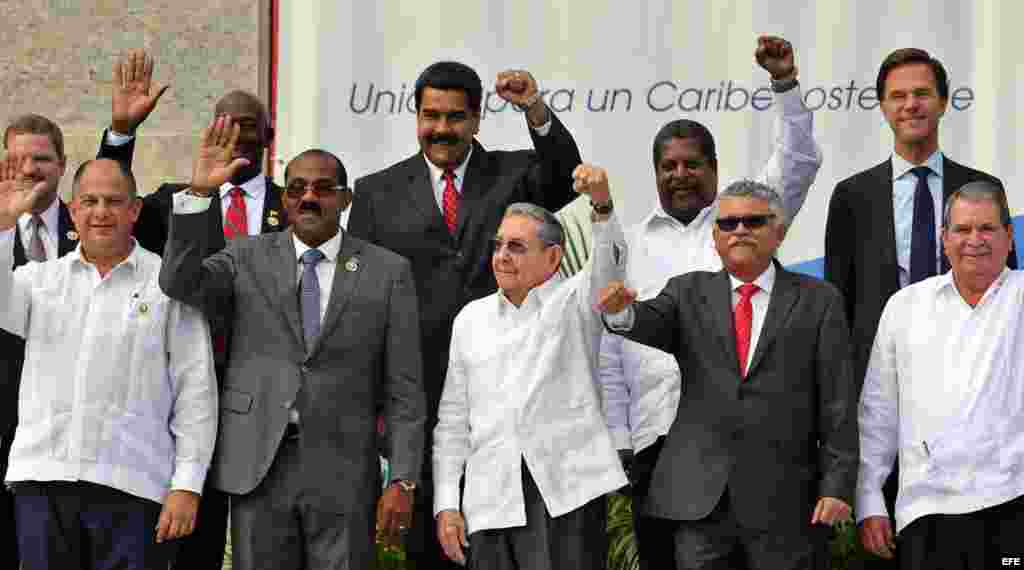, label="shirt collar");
[424,145,474,194]
[936,266,1011,305]
[18,194,60,233]
[69,238,141,276]
[728,262,776,295]
[292,229,343,263]
[891,149,944,182]
[497,272,563,314]
[219,175,267,201]
[641,199,715,231]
